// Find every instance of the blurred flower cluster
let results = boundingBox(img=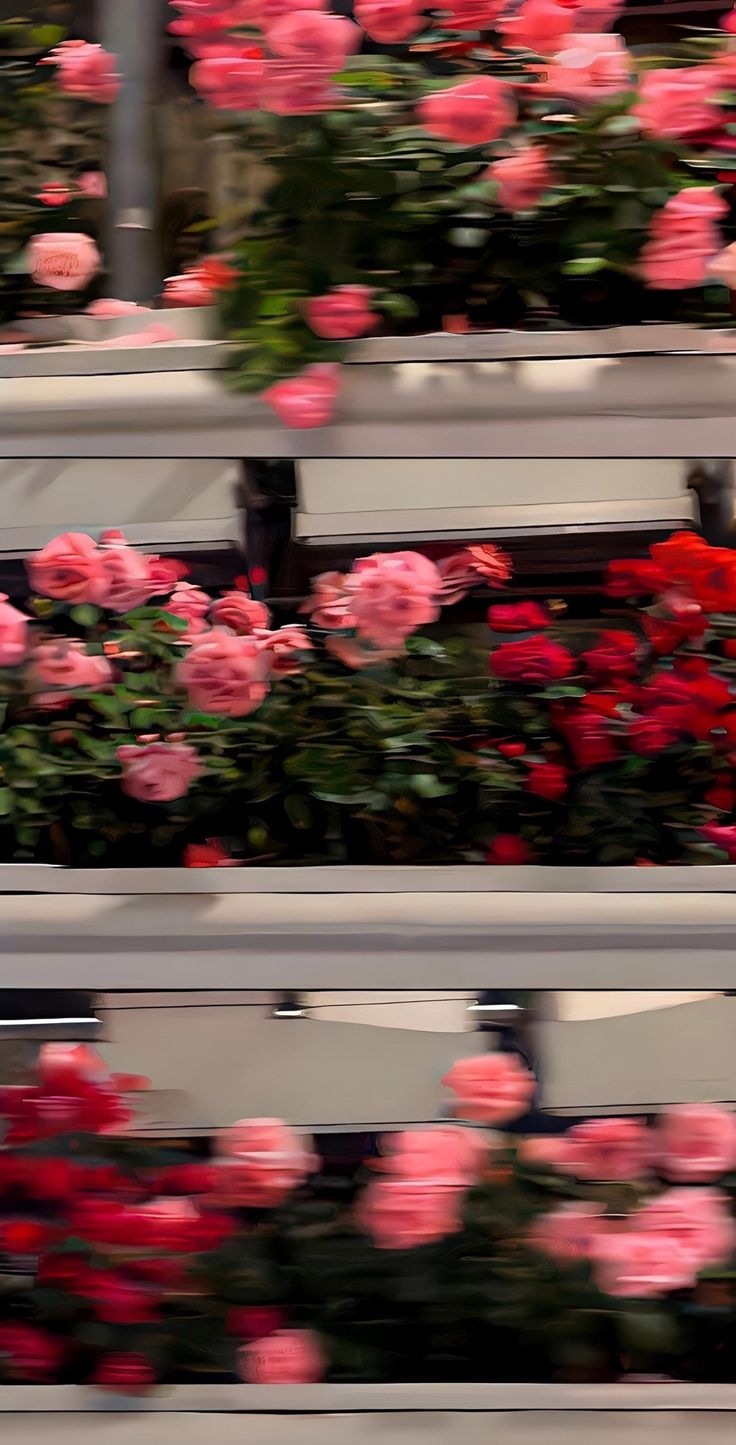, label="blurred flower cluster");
[0,1042,734,1386]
